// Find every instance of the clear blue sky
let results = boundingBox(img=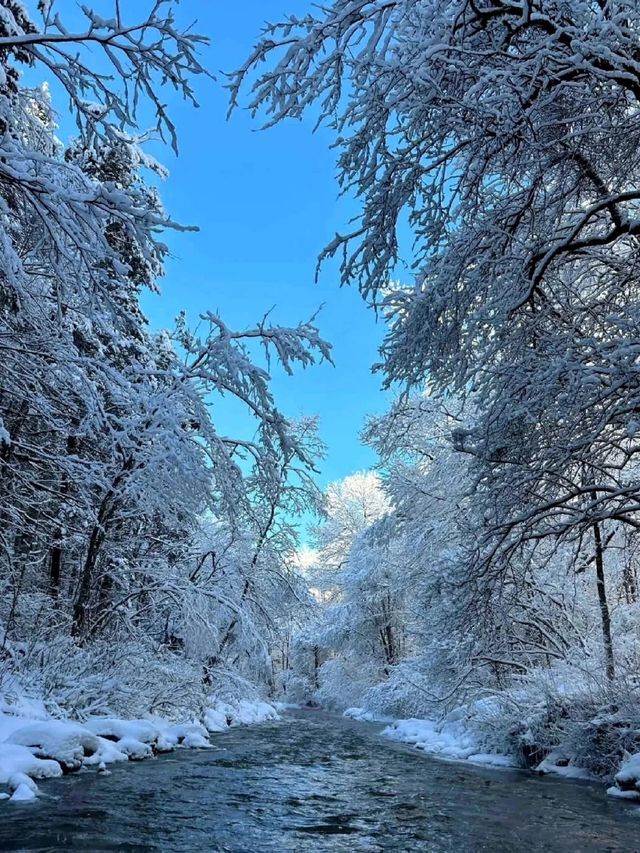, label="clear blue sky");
[136,2,392,493]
